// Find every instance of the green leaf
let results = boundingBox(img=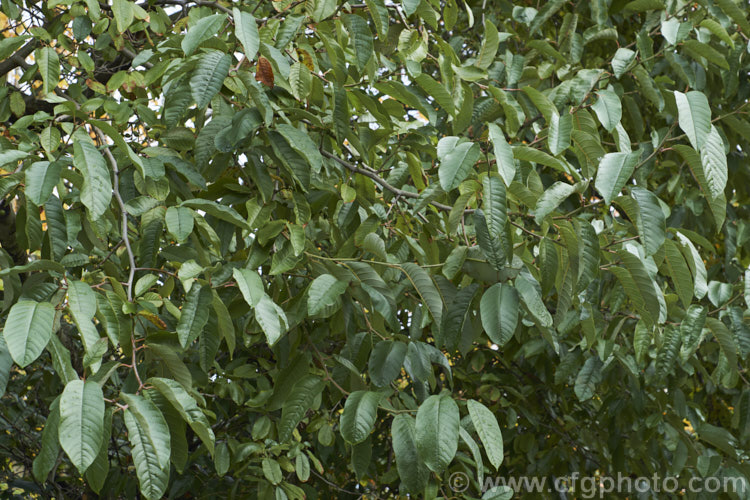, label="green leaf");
[232,8,259,60]
[112,0,134,33]
[634,320,652,366]
[85,408,112,494]
[674,231,708,300]
[680,305,706,362]
[165,206,194,243]
[289,62,312,101]
[655,324,681,381]
[629,187,666,256]
[482,175,507,237]
[700,19,734,48]
[120,393,171,469]
[474,209,507,271]
[176,283,212,347]
[25,161,60,205]
[611,48,636,79]
[401,263,443,324]
[414,73,454,115]
[591,89,621,133]
[46,335,78,385]
[0,336,12,397]
[487,123,515,186]
[515,272,553,328]
[182,13,225,55]
[522,86,555,122]
[0,149,30,167]
[443,246,468,280]
[548,112,572,156]
[459,426,485,486]
[365,0,389,36]
[480,283,519,347]
[278,375,325,441]
[58,380,105,474]
[439,283,479,352]
[437,137,481,191]
[715,0,750,34]
[673,144,726,229]
[534,181,576,224]
[122,403,169,500]
[415,394,459,473]
[391,414,430,493]
[574,355,602,401]
[477,20,499,69]
[368,340,407,387]
[683,39,730,70]
[467,399,504,469]
[149,377,215,454]
[706,317,738,370]
[594,151,639,205]
[0,36,30,61]
[611,249,662,327]
[674,91,711,151]
[254,294,288,345]
[233,267,264,307]
[36,47,59,95]
[513,145,572,176]
[663,239,694,309]
[67,280,101,355]
[307,274,347,316]
[181,199,251,229]
[276,124,323,173]
[700,125,728,200]
[343,14,373,70]
[3,300,55,367]
[191,50,231,109]
[73,141,112,220]
[33,397,60,481]
[340,391,381,444]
